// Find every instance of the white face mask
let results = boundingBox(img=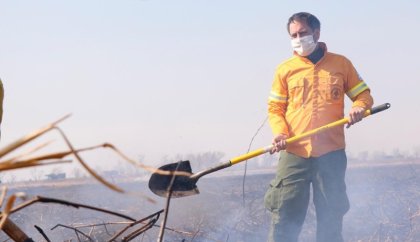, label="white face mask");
[291,35,317,56]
